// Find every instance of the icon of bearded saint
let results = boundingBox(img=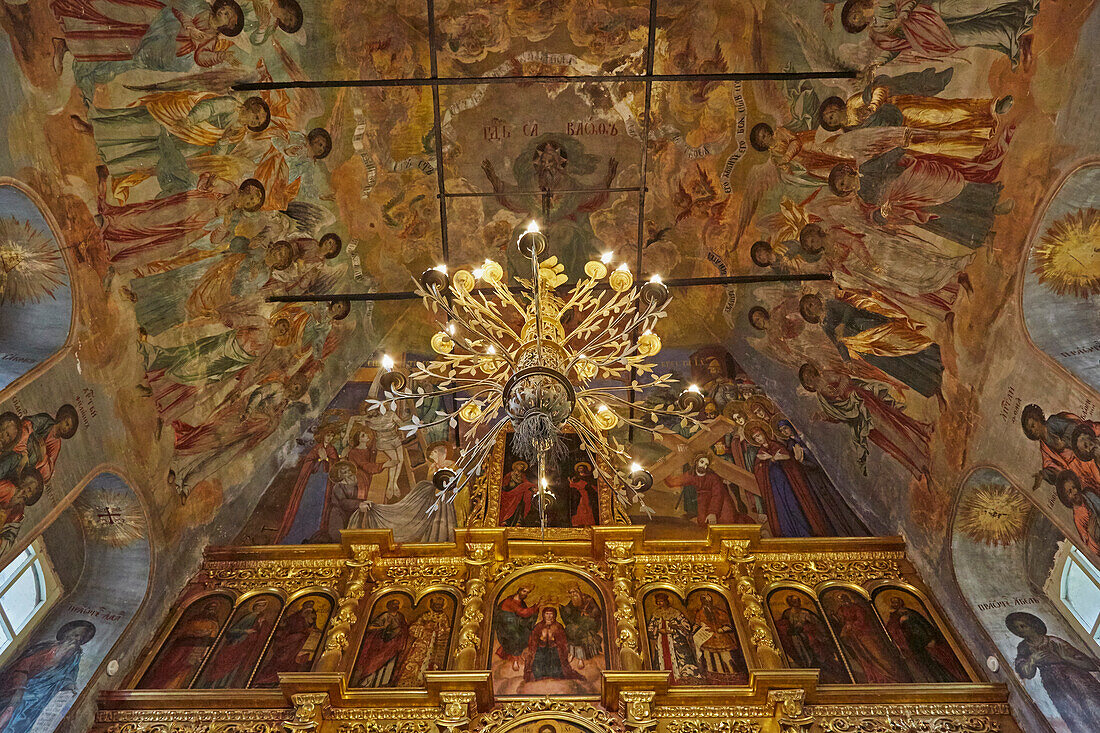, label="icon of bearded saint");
[0,217,67,305]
